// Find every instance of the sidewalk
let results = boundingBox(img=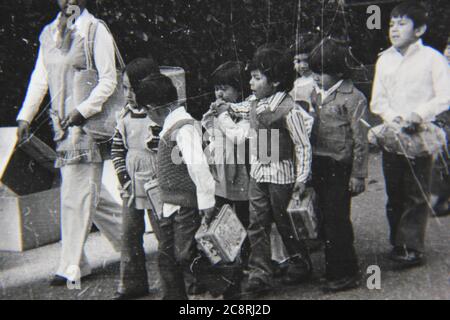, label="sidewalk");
[0,153,449,300]
[0,231,158,291]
